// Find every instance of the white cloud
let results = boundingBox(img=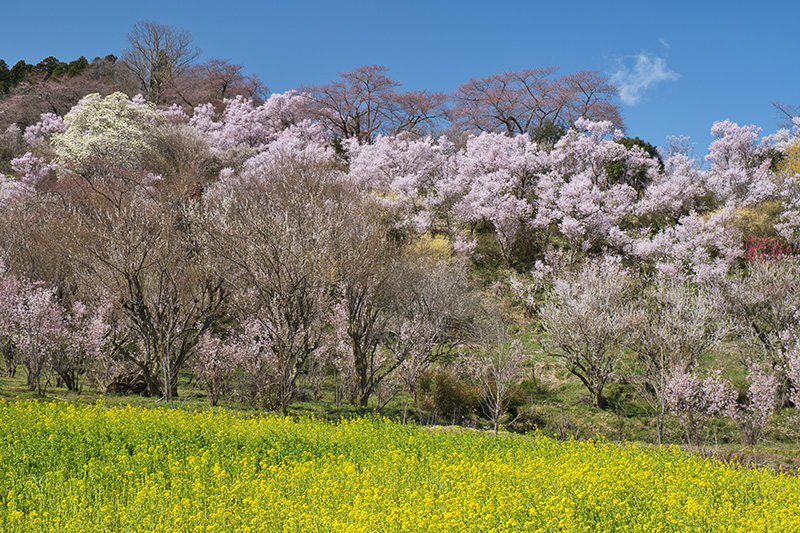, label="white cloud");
[611,53,680,106]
